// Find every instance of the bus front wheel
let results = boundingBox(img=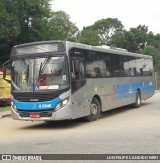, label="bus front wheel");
[133,90,141,108]
[85,98,100,122]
